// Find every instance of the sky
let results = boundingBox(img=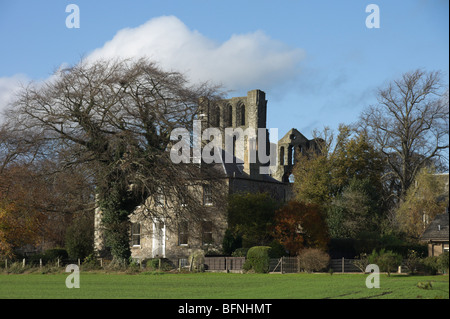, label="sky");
[0,0,448,141]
